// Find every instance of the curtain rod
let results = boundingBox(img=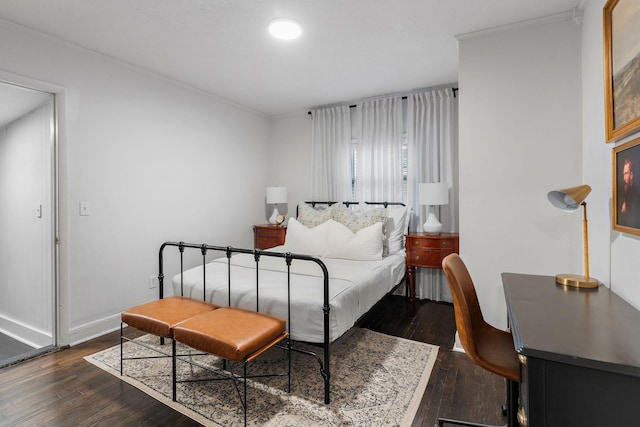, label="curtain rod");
[307,87,458,116]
